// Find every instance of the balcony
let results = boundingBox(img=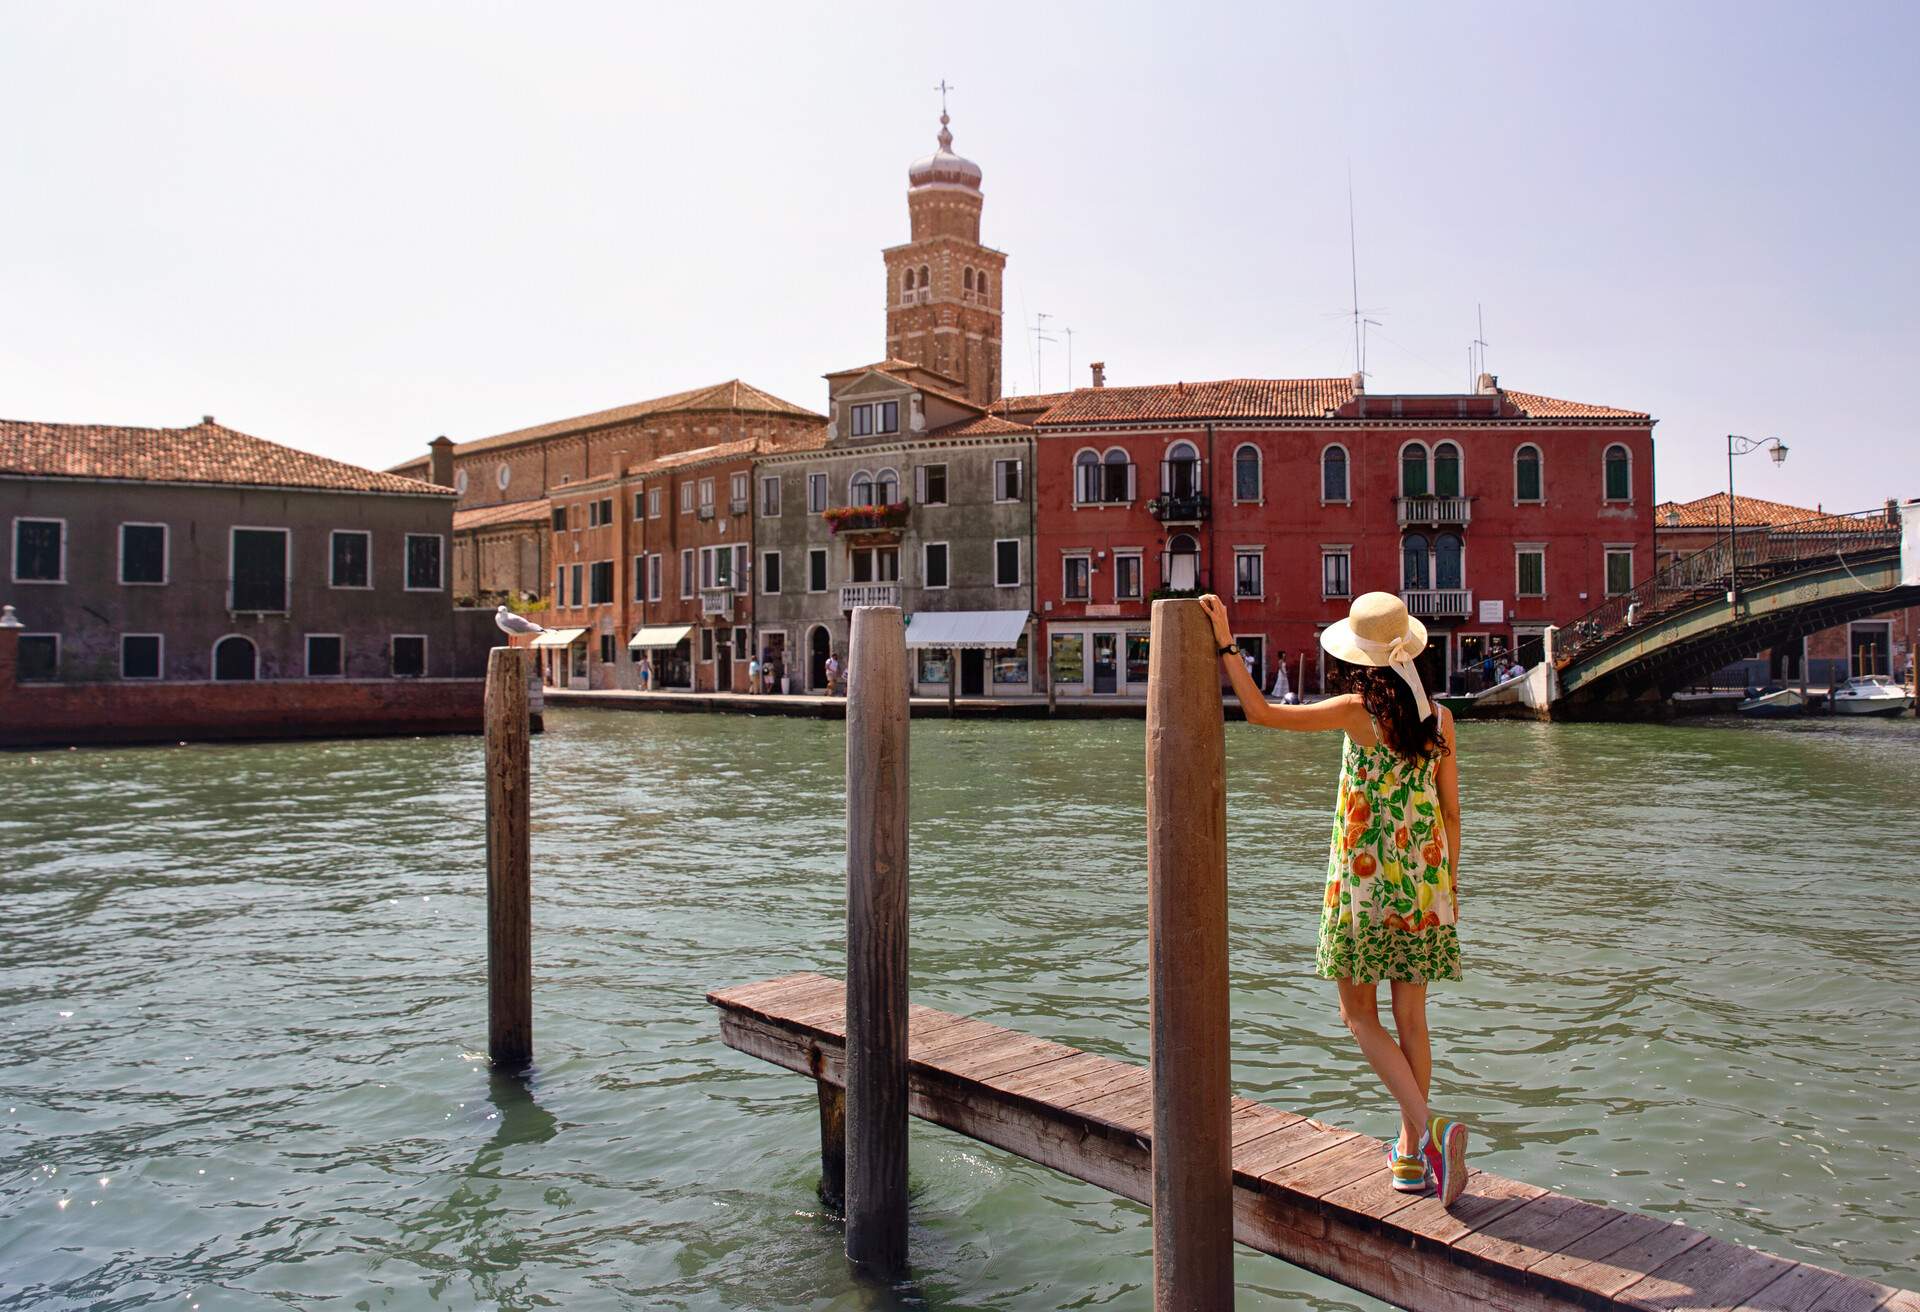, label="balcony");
[1396,496,1472,527]
[697,504,716,521]
[1148,492,1210,524]
[1401,588,1474,619]
[700,587,734,616]
[729,496,749,516]
[840,582,900,610]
